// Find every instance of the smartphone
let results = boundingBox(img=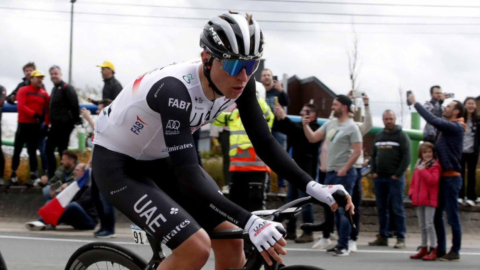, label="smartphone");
[274,96,279,106]
[406,90,413,106]
[305,109,311,115]
[444,93,455,99]
[351,90,363,98]
[273,75,278,81]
